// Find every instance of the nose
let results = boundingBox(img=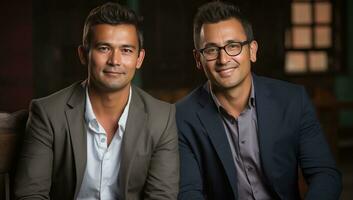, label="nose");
[107,49,121,66]
[217,48,231,65]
